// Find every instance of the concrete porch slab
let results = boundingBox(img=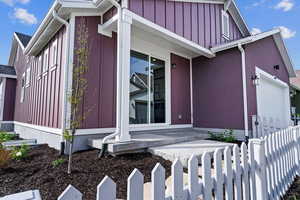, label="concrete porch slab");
[88,128,210,154]
[149,140,234,168]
